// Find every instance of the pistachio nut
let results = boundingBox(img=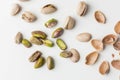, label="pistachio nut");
[32,31,47,39]
[85,51,99,65]
[64,16,75,30]
[77,1,88,16]
[102,34,118,45]
[56,38,67,50]
[99,61,110,75]
[111,60,120,70]
[15,32,23,44]
[30,36,43,45]
[94,11,106,24]
[29,51,42,62]
[45,18,57,28]
[52,27,64,38]
[41,4,57,14]
[60,51,72,58]
[42,39,54,47]
[22,39,32,48]
[114,21,120,34]
[11,4,21,16]
[47,56,55,70]
[34,56,45,69]
[113,39,120,51]
[22,11,36,22]
[76,33,92,42]
[70,48,80,63]
[91,39,104,52]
